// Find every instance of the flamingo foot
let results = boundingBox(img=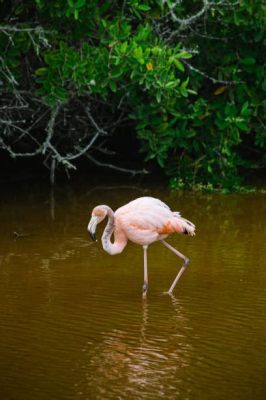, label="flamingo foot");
[162,290,174,296]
